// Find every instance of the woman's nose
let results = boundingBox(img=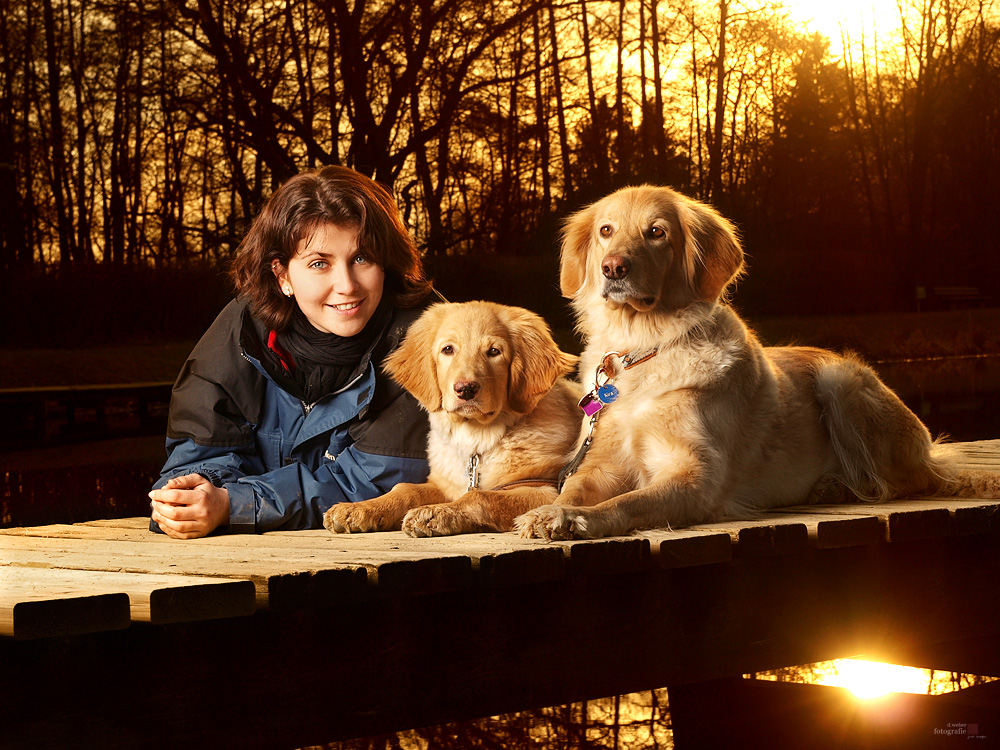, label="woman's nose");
[331,262,358,293]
